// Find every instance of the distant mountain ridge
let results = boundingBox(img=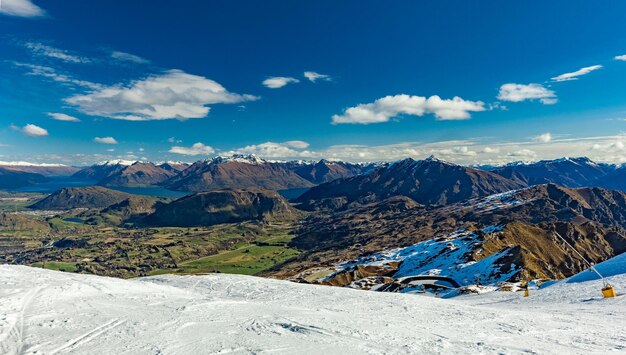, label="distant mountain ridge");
[0,167,48,189]
[490,157,614,187]
[72,161,190,187]
[0,163,80,177]
[289,159,380,184]
[97,162,180,187]
[8,155,626,194]
[295,156,525,209]
[161,155,379,192]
